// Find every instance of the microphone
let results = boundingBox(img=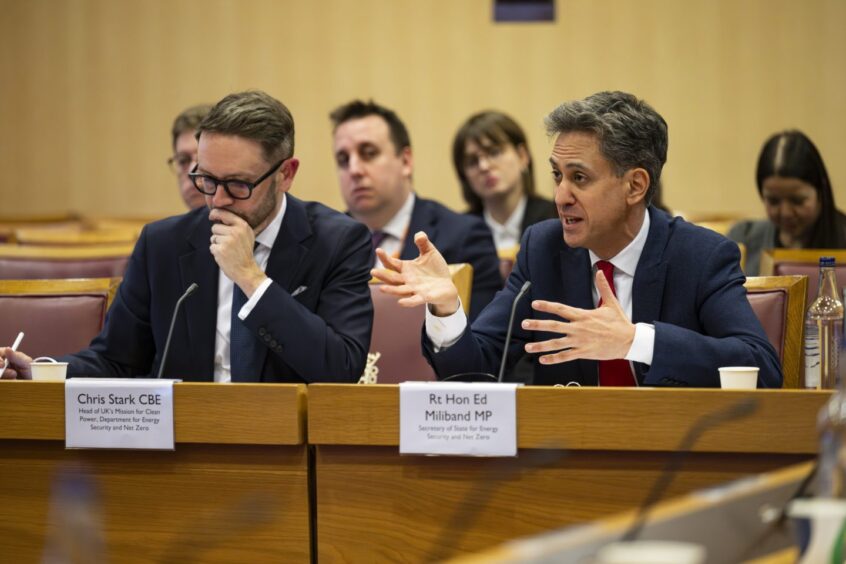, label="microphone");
[619,396,759,542]
[156,283,199,380]
[497,280,532,383]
